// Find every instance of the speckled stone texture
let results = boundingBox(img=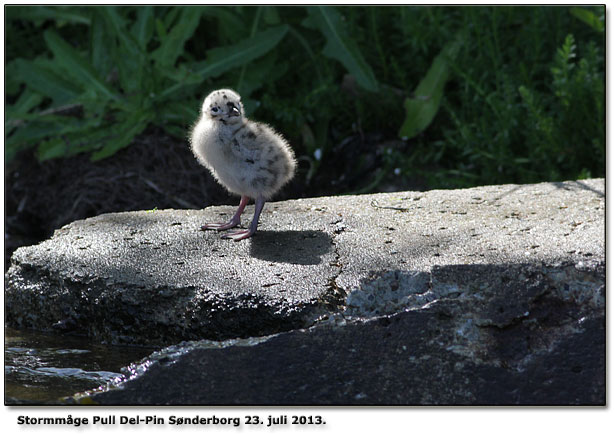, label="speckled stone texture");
[87,302,604,405]
[4,209,340,345]
[5,179,604,404]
